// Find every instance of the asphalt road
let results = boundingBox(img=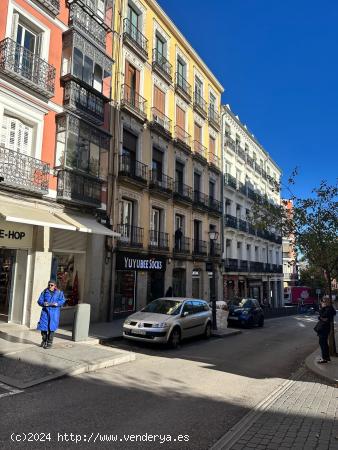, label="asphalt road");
[0,315,320,449]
